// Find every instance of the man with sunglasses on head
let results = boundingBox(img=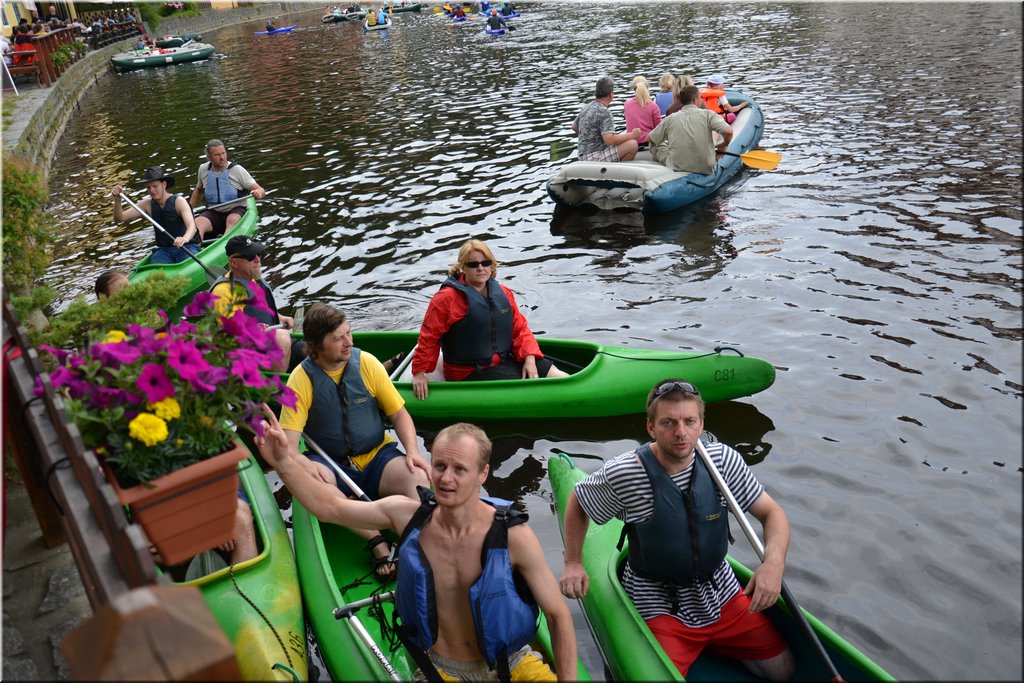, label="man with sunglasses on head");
[209,235,300,373]
[559,379,795,681]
